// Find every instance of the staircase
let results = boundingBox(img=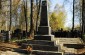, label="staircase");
[19,40,63,55]
[15,38,84,55]
[54,38,85,54]
[55,38,83,44]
